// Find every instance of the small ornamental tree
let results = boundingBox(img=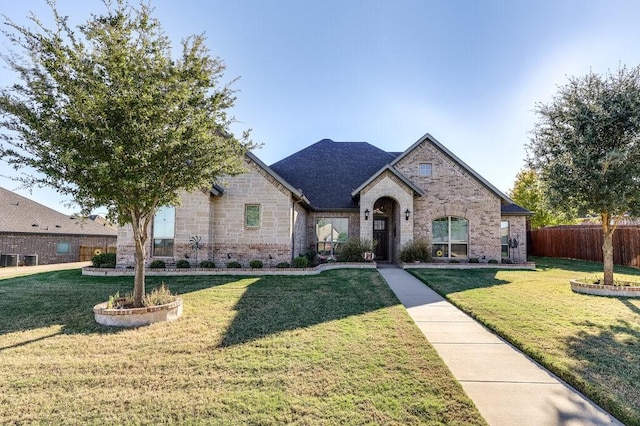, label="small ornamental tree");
[528,66,640,285]
[0,0,253,306]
